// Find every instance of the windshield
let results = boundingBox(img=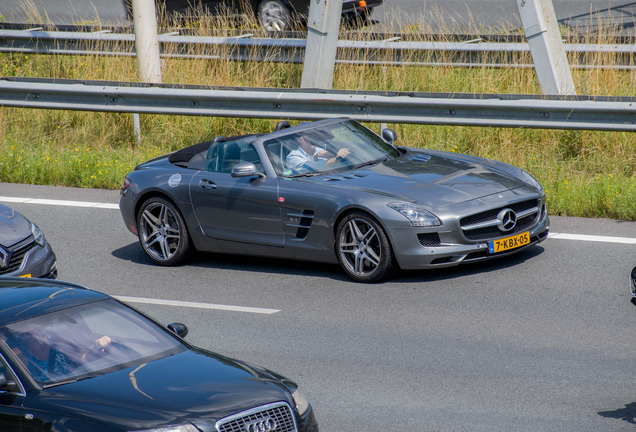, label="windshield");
[264,120,400,177]
[1,299,186,386]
